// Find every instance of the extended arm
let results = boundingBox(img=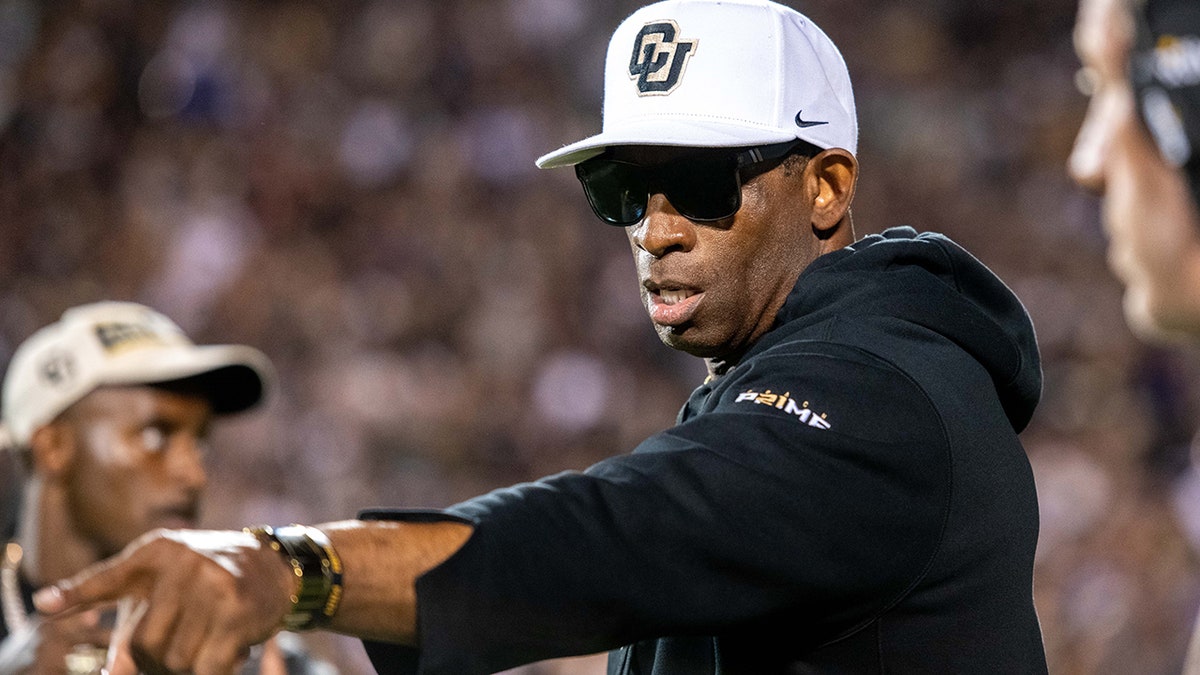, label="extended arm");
[33,520,471,675]
[322,520,472,642]
[36,346,949,675]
